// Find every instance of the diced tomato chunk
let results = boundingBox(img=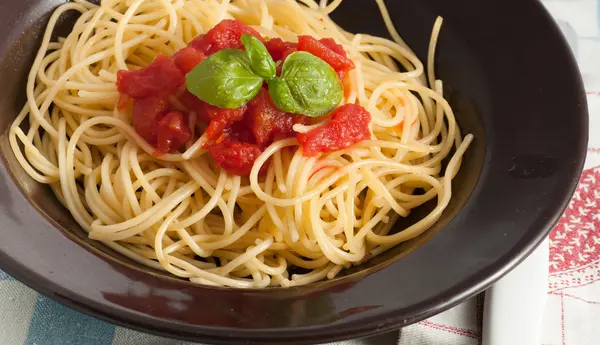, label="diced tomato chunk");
[206,118,233,140]
[187,34,206,52]
[173,47,206,74]
[265,38,298,61]
[297,36,354,73]
[216,121,256,144]
[117,56,184,99]
[209,141,262,176]
[203,104,247,139]
[188,19,265,55]
[178,91,247,139]
[156,111,192,153]
[201,103,247,123]
[132,97,169,144]
[319,38,348,57]
[178,91,208,121]
[246,88,308,146]
[297,104,371,156]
